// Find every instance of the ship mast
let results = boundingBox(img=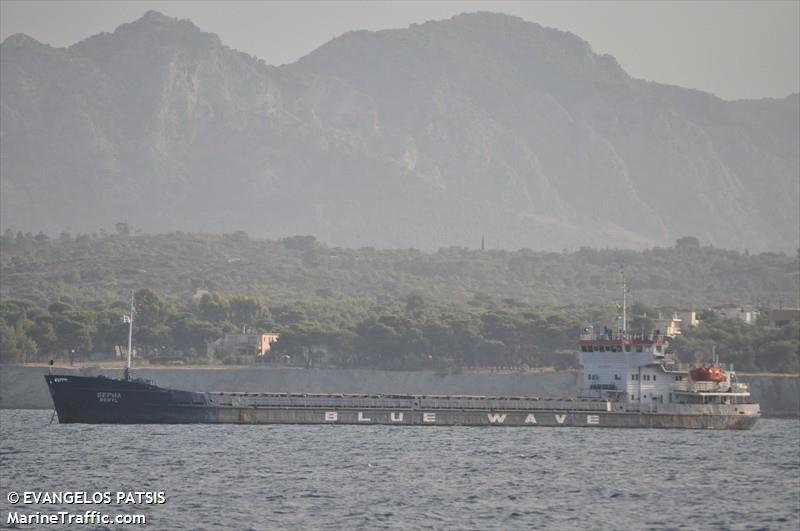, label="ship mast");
[124,290,134,381]
[621,267,627,339]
